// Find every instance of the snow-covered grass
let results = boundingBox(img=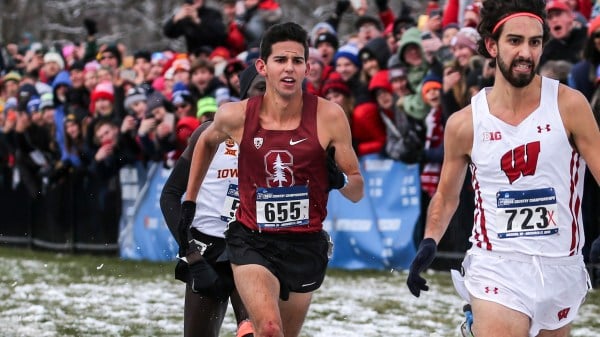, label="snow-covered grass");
[0,246,598,337]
